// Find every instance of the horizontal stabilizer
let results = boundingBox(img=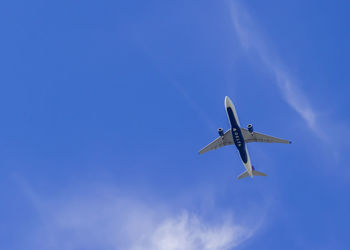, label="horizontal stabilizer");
[237,171,250,180]
[252,170,267,177]
[237,170,267,180]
